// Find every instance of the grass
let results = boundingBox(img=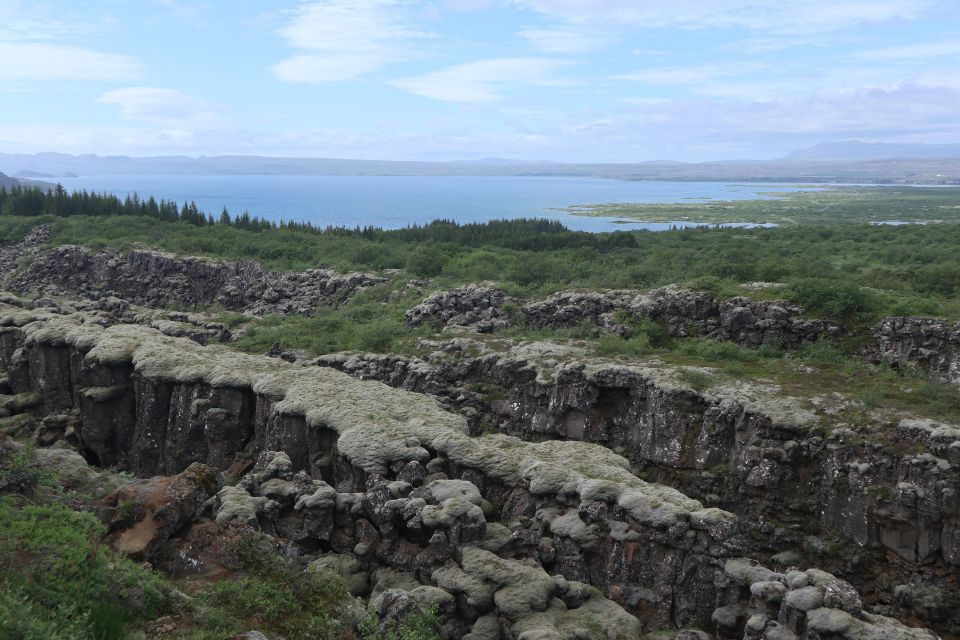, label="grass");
[0,444,442,640]
[0,496,171,640]
[657,338,960,422]
[231,281,430,356]
[560,186,960,225]
[3,184,960,320]
[180,532,350,640]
